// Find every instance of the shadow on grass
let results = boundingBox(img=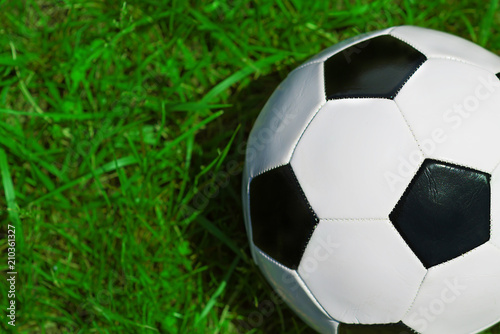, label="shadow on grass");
[184,68,318,333]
